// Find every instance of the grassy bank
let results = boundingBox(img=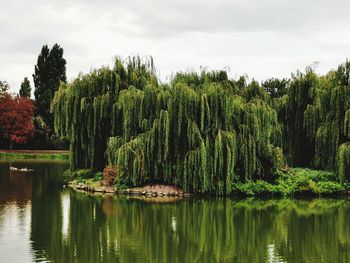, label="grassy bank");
[0,151,69,161]
[64,167,349,197]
